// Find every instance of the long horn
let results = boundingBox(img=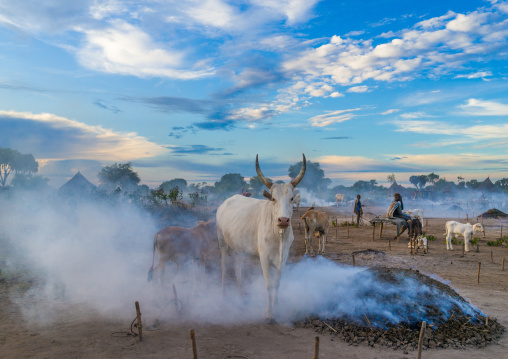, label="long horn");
[255,154,273,189]
[290,154,306,187]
